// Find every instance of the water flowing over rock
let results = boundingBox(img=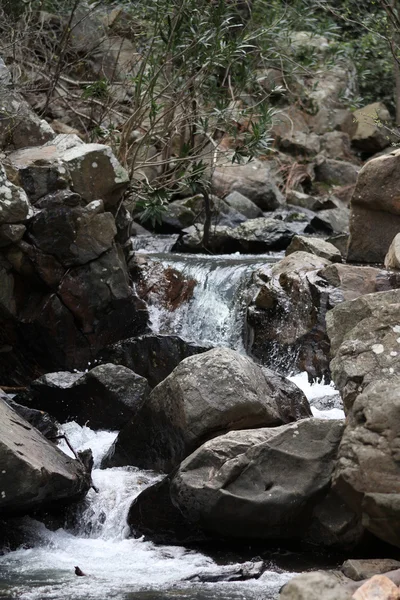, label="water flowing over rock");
[249,255,400,380]
[247,251,334,379]
[138,253,277,349]
[102,347,311,471]
[0,398,90,515]
[15,364,150,430]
